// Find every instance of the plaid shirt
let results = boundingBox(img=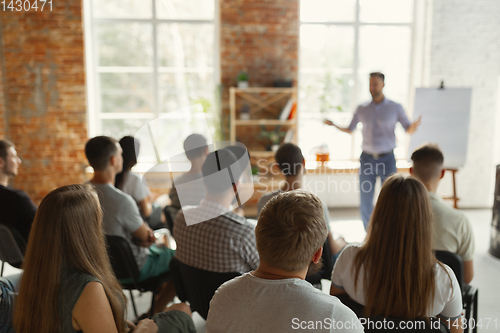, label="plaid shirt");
[173,199,259,273]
